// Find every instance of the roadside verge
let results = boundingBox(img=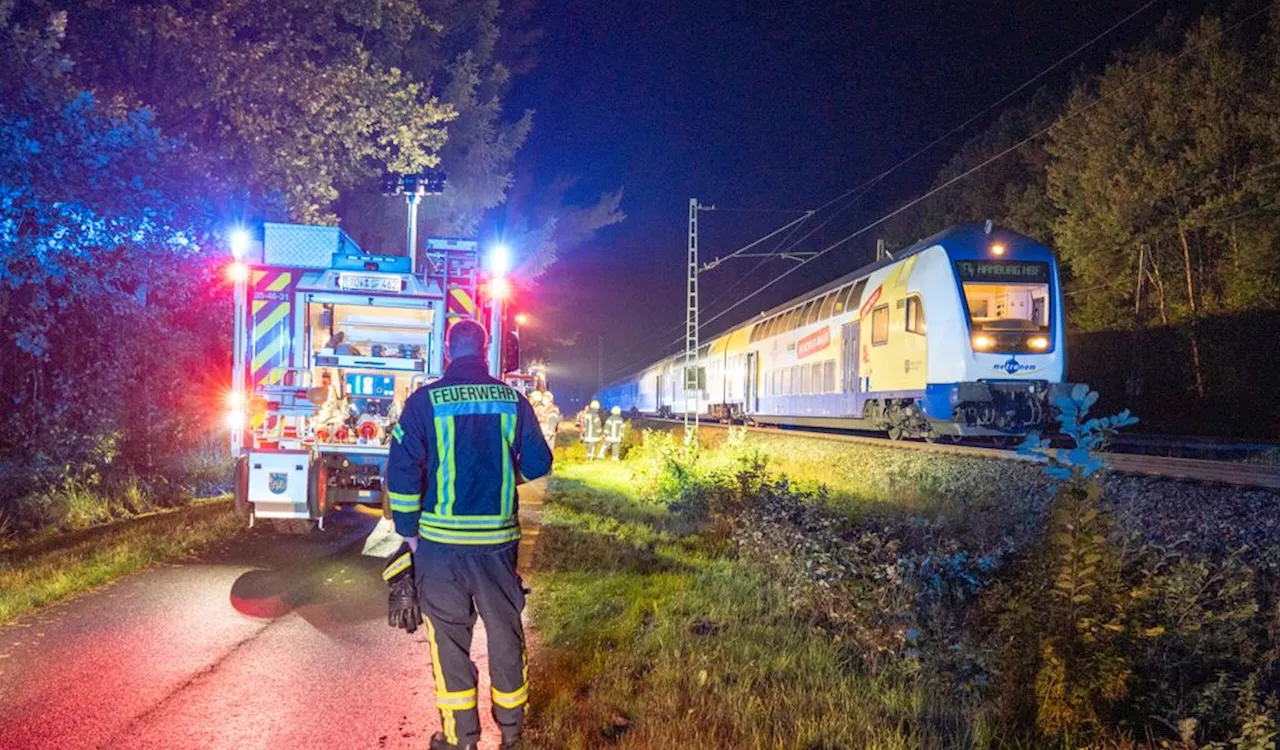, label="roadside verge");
[0,499,242,624]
